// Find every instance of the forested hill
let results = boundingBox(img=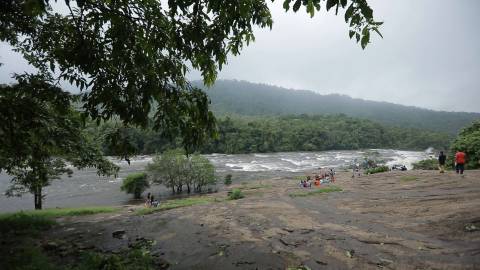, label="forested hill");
[194,80,480,134]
